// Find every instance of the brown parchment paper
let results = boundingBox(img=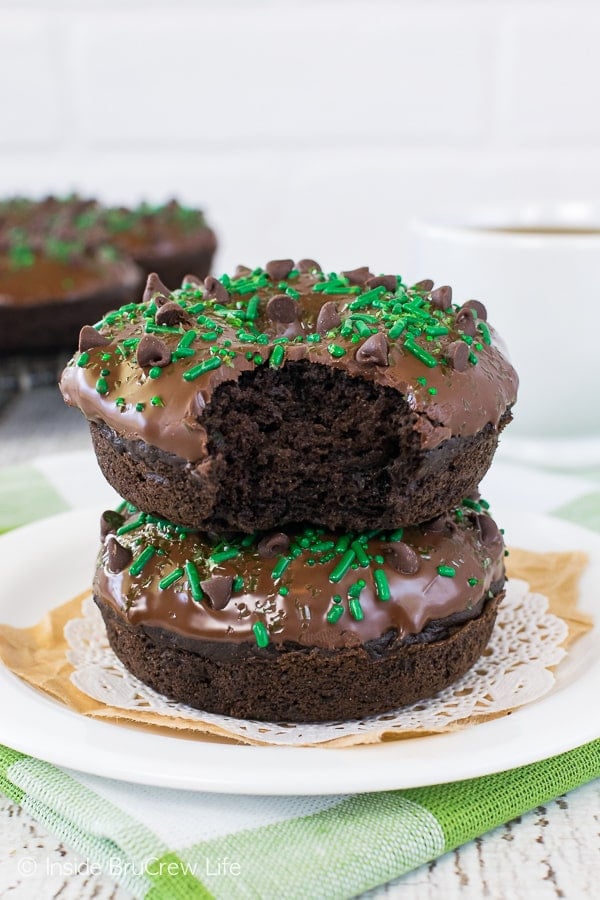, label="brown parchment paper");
[0,549,593,748]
